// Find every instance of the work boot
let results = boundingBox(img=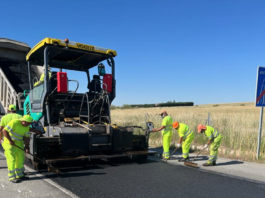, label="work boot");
[213,161,217,166]
[18,176,29,180]
[203,163,213,166]
[10,179,20,183]
[178,157,190,162]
